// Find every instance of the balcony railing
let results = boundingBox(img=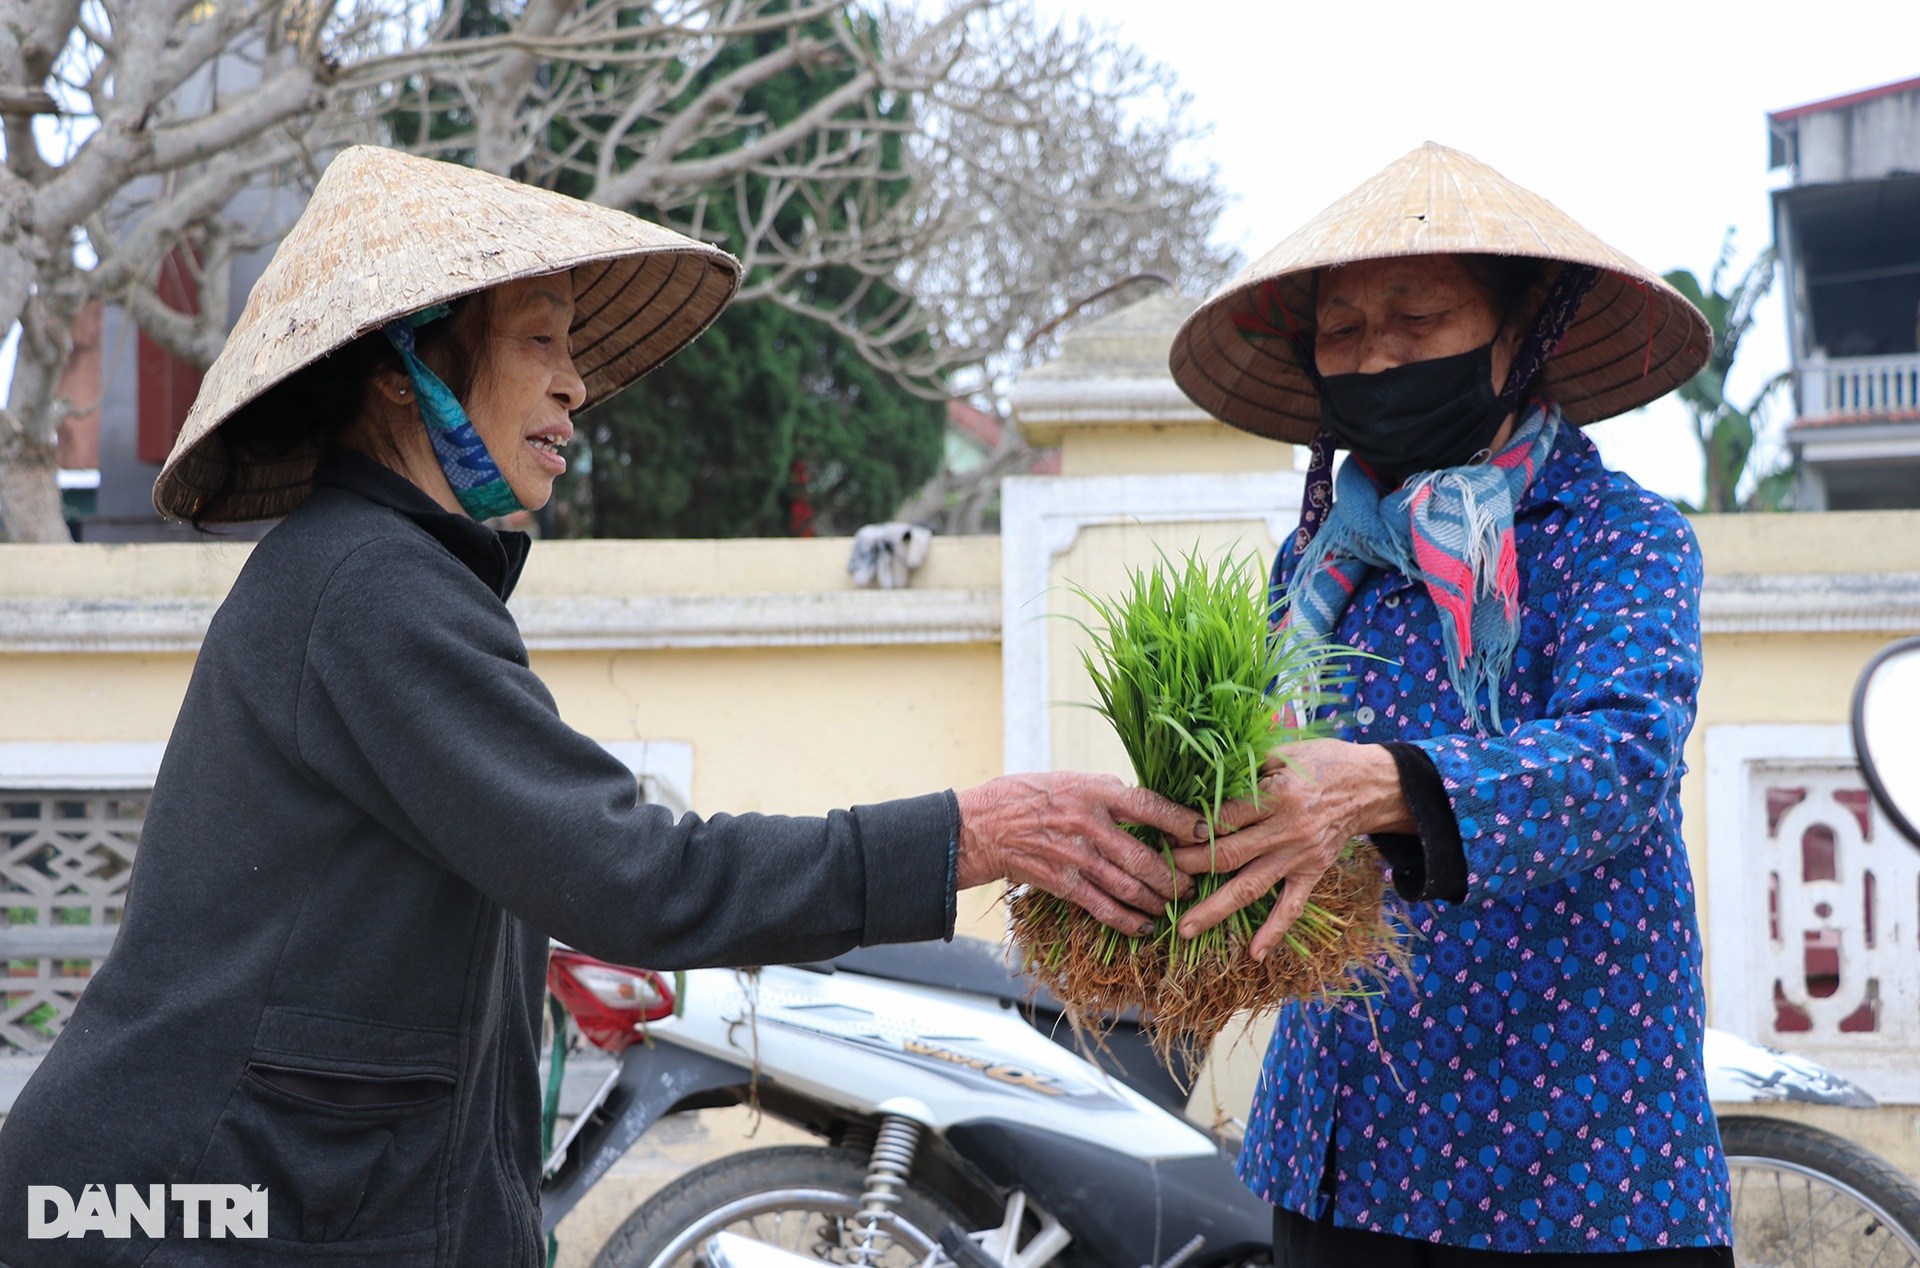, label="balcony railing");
[1798,353,1920,421]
